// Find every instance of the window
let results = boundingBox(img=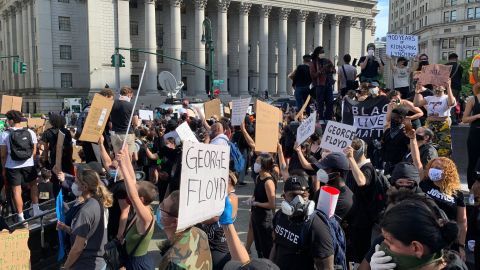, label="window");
[59,45,72,60]
[129,0,137,8]
[451,0,457,5]
[444,11,449,22]
[466,50,473,58]
[157,49,164,63]
[131,75,139,89]
[181,52,187,62]
[131,50,139,62]
[451,10,457,21]
[449,38,456,48]
[442,52,449,60]
[476,7,480,18]
[58,0,69,3]
[424,16,427,25]
[442,39,449,49]
[475,36,480,46]
[468,8,475,19]
[181,26,187,39]
[157,24,163,47]
[58,16,71,31]
[130,21,138,35]
[61,73,72,88]
[467,37,473,47]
